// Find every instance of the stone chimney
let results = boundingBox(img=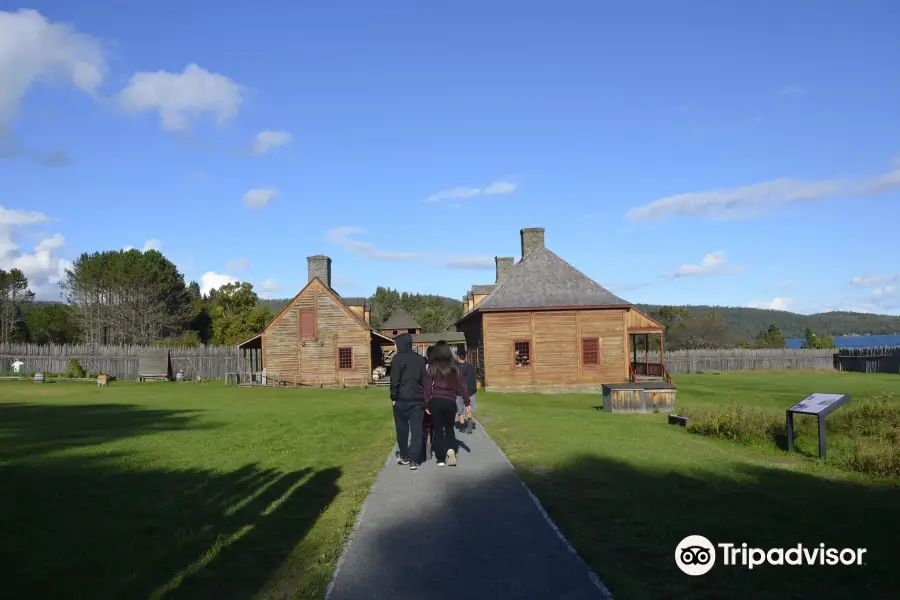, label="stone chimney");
[307,255,332,288]
[520,227,545,258]
[495,256,514,283]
